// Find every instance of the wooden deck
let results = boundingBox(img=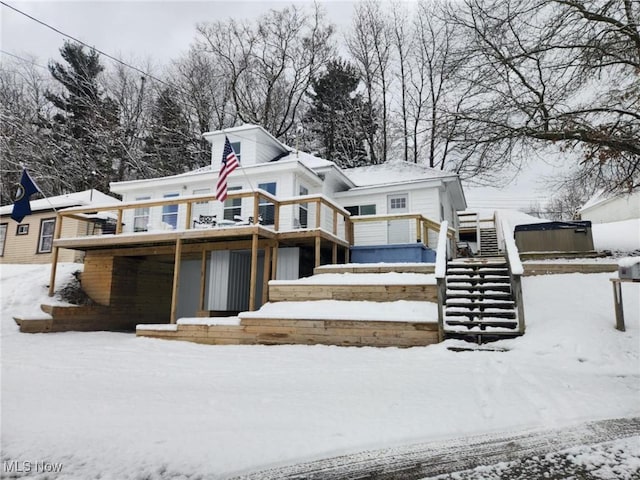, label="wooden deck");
[137,318,439,348]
